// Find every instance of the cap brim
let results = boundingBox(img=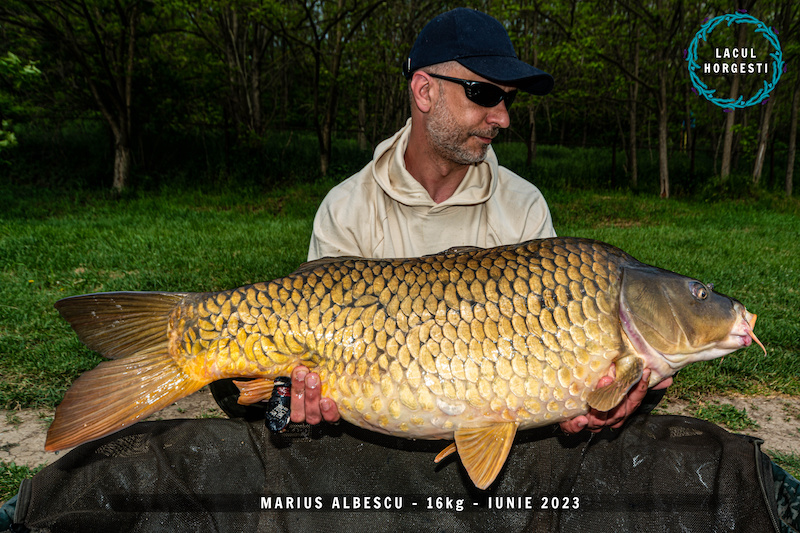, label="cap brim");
[456,56,554,96]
